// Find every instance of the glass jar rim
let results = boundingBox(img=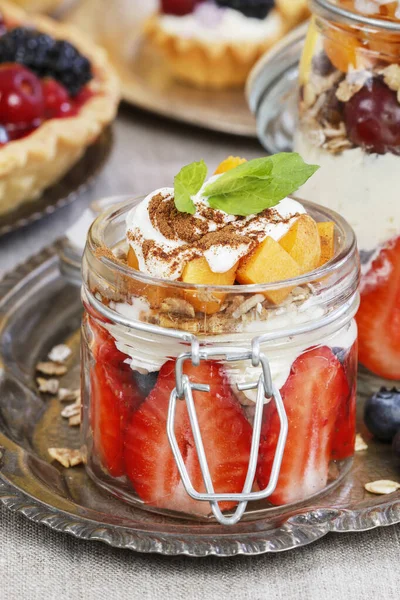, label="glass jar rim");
[86,196,357,295]
[311,0,400,31]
